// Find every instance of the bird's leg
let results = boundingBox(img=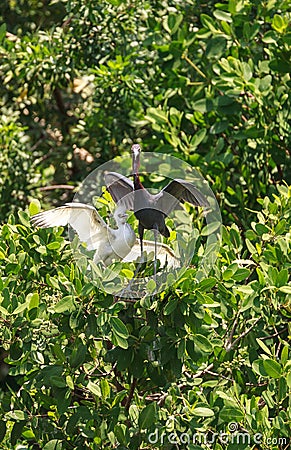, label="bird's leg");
[138,222,144,256]
[153,226,158,279]
[149,225,158,302]
[117,223,145,298]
